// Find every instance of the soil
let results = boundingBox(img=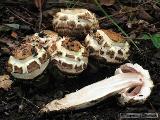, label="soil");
[0,1,160,120]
